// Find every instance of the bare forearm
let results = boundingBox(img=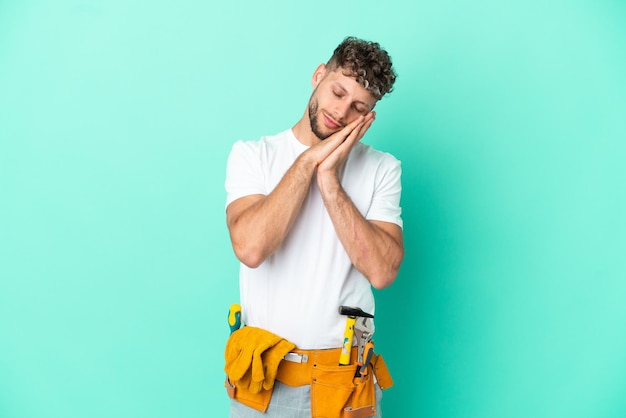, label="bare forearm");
[318,175,404,289]
[227,155,317,267]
